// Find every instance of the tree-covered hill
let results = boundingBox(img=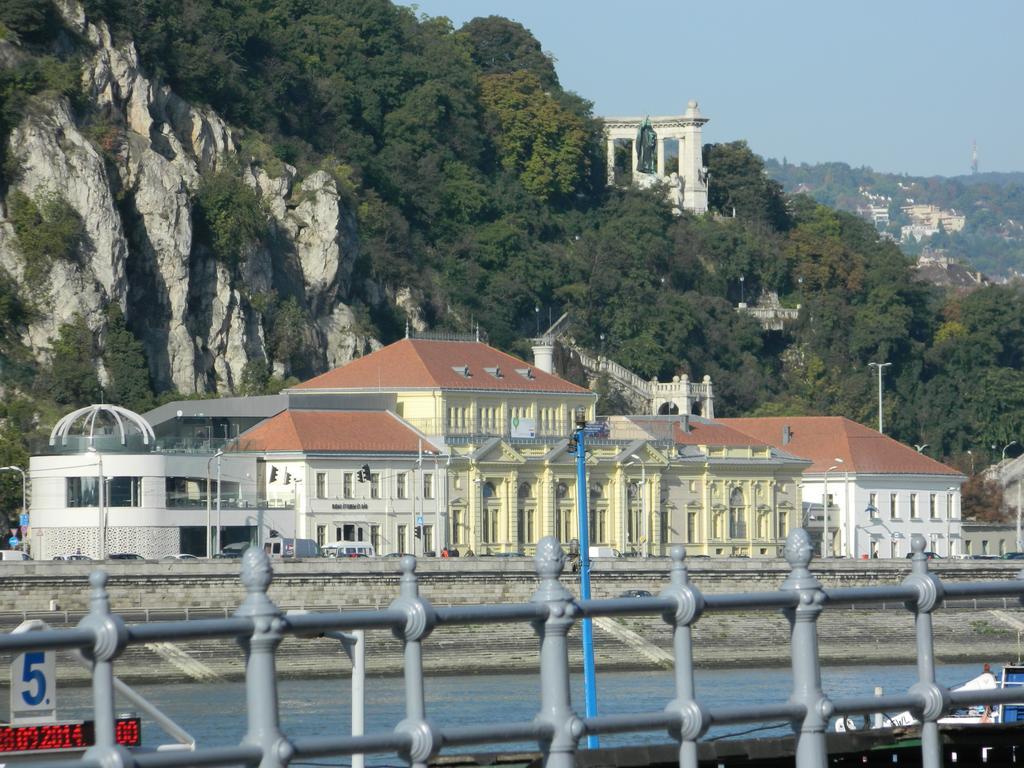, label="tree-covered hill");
[0,0,1022,522]
[765,159,1024,277]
